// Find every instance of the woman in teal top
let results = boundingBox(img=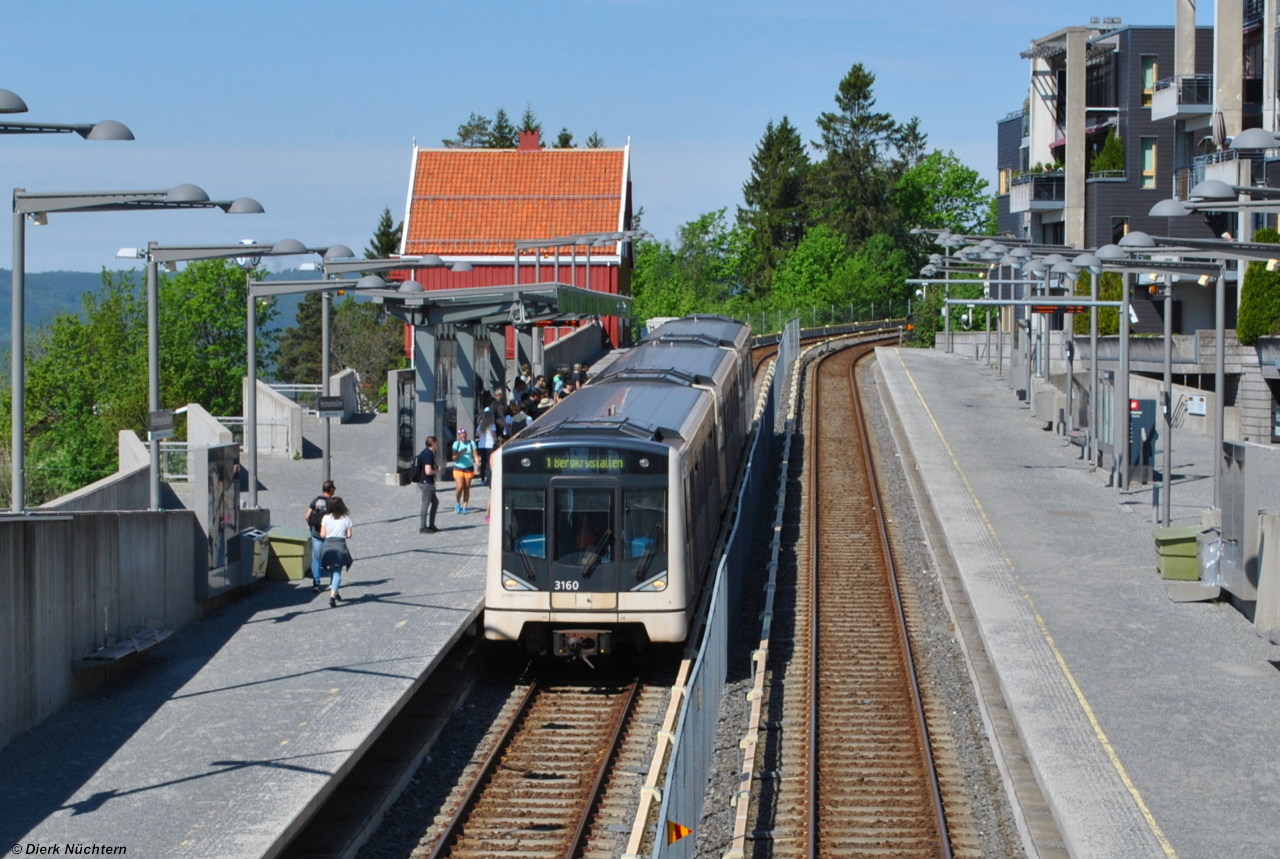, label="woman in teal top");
[451,429,478,514]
